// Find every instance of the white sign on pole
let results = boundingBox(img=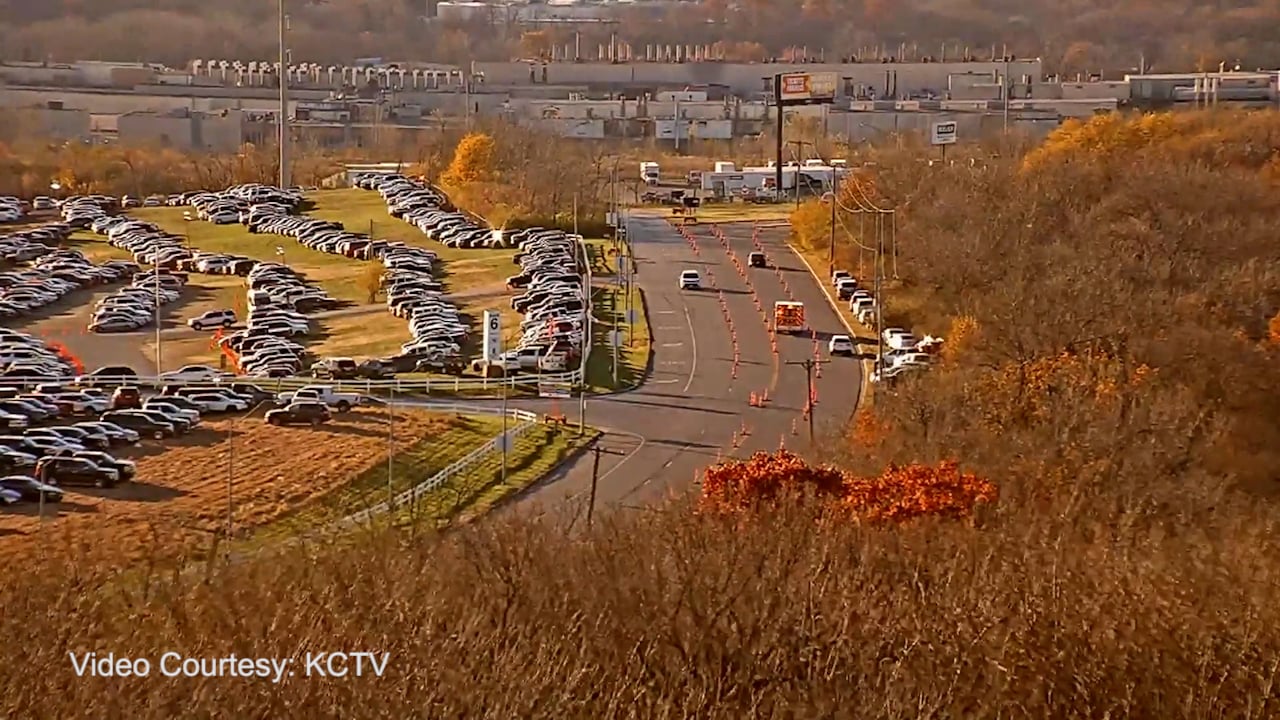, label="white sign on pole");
[482,310,501,363]
[606,211,617,227]
[930,121,958,145]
